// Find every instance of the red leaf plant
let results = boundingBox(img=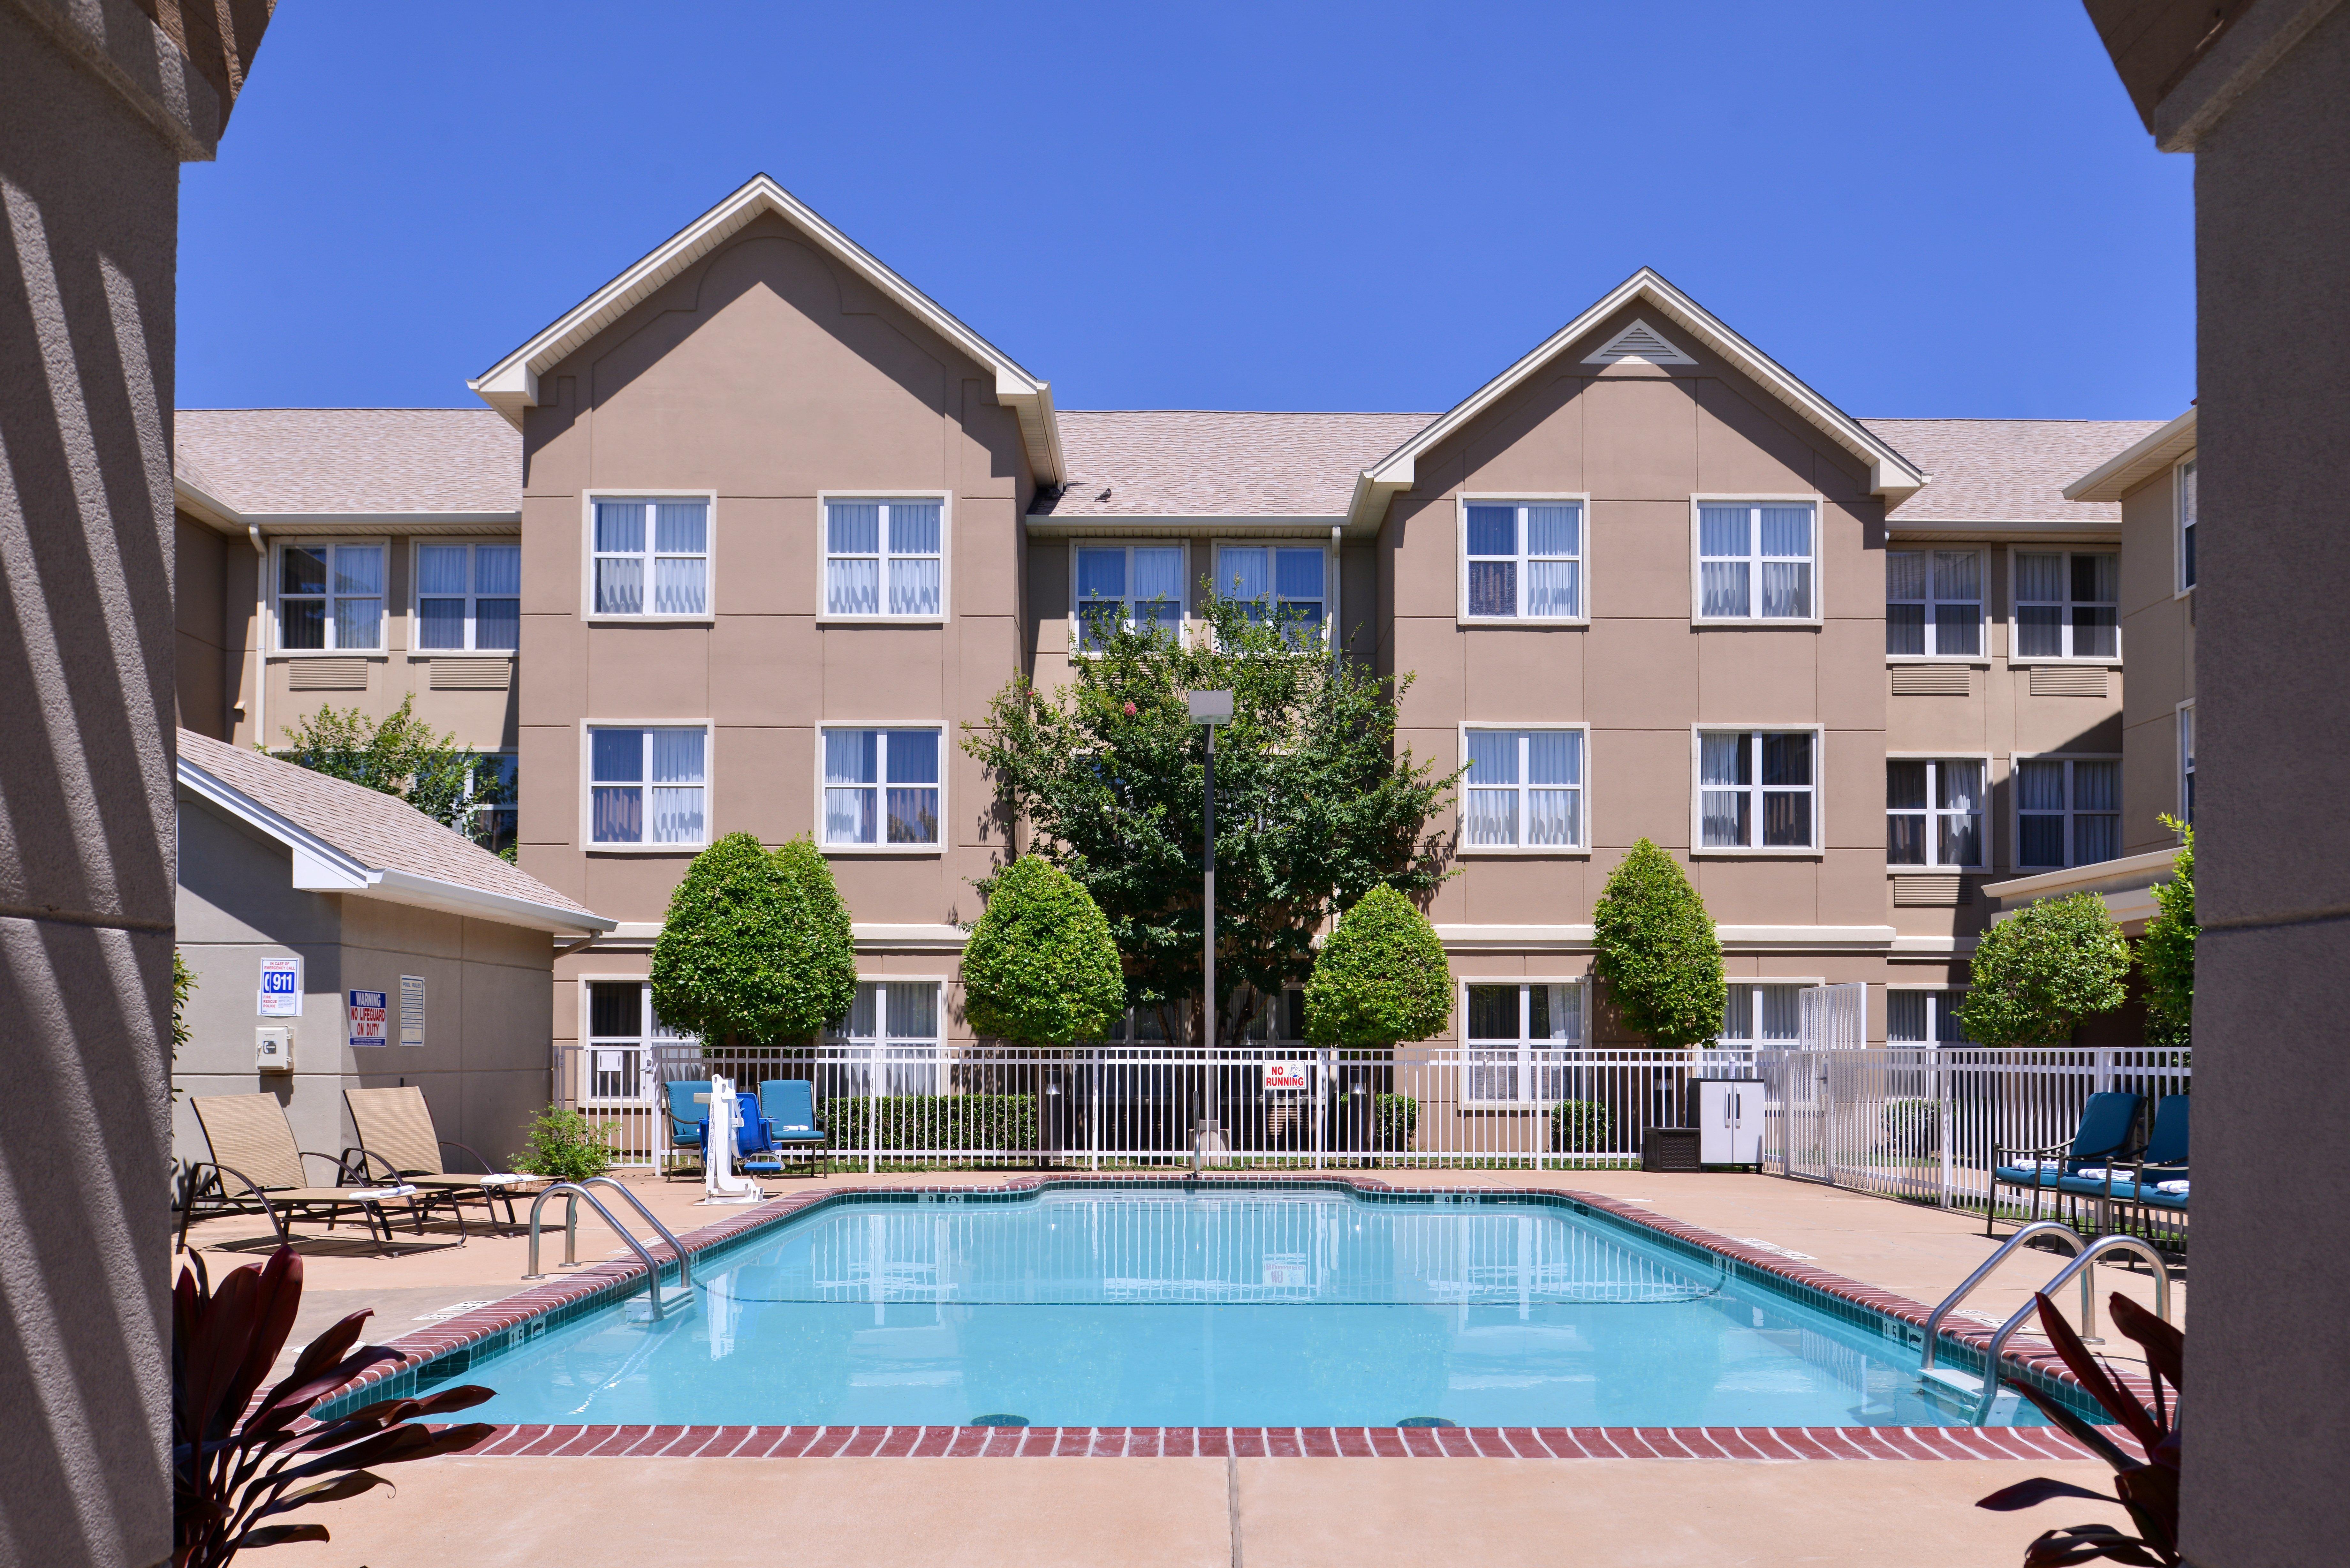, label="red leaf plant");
[173,1246,495,1566]
[1976,1289,2183,1567]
